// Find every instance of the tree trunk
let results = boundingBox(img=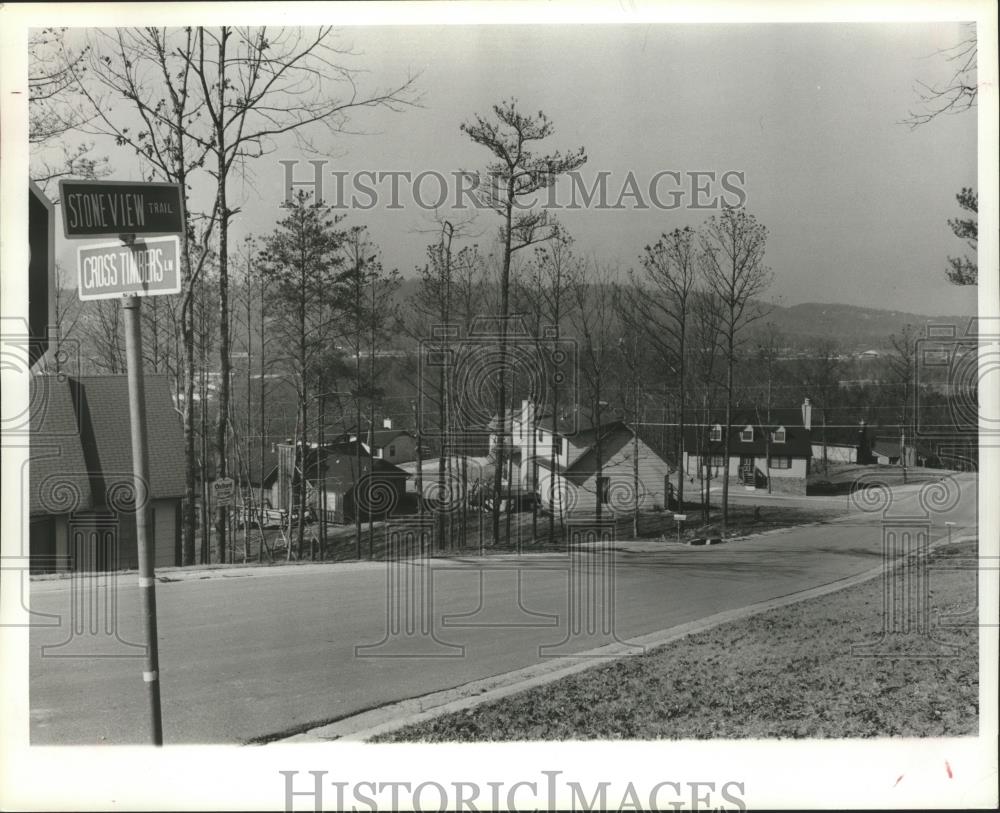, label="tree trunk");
[492,192,514,547]
[722,330,734,537]
[182,285,197,565]
[213,28,232,566]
